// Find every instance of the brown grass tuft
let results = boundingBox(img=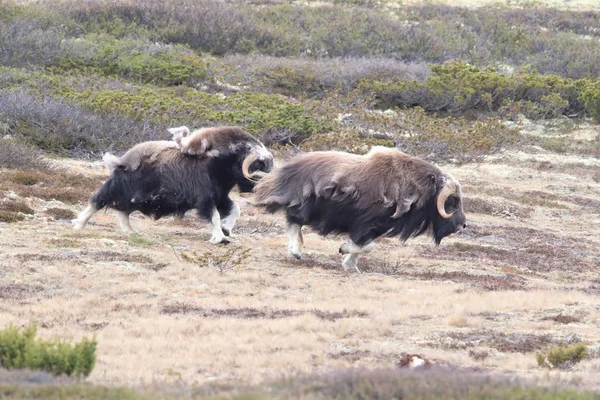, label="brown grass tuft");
[541,314,582,325]
[161,303,368,321]
[45,207,76,220]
